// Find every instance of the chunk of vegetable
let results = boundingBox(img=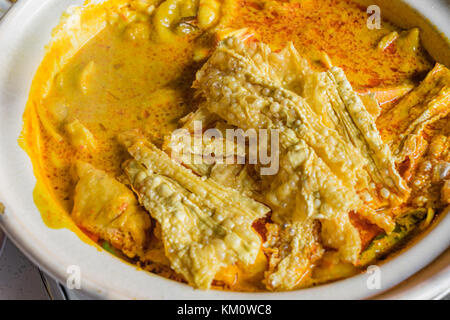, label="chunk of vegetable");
[377,31,399,51]
[198,0,221,29]
[65,119,97,152]
[398,28,420,53]
[79,61,96,95]
[358,209,427,266]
